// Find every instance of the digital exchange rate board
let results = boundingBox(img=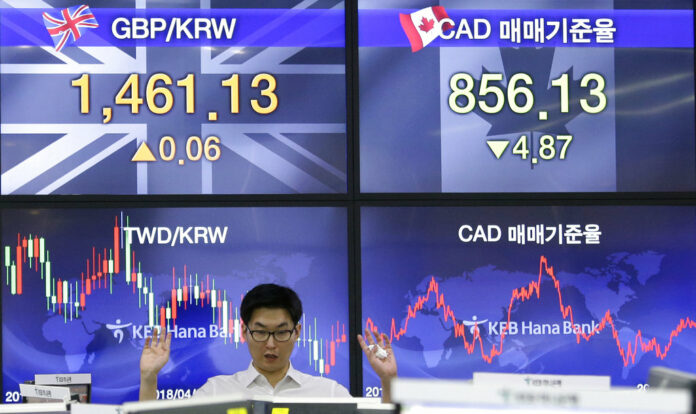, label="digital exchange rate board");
[361,205,696,397]
[1,1,347,194]
[359,0,695,193]
[1,207,349,403]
